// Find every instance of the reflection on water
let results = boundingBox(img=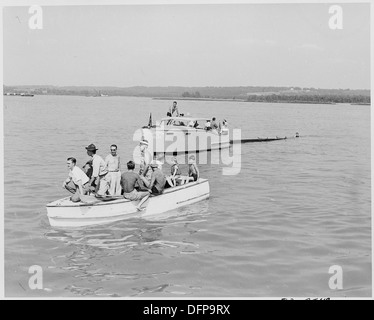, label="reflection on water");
[41,201,211,297]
